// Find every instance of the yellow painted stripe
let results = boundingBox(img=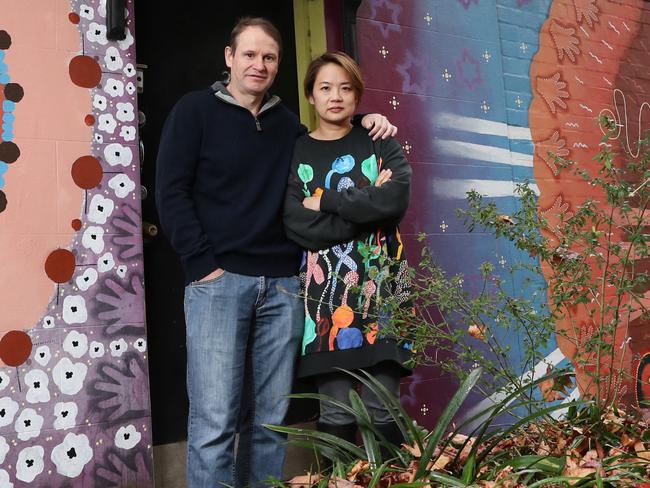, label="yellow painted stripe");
[293,0,326,131]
